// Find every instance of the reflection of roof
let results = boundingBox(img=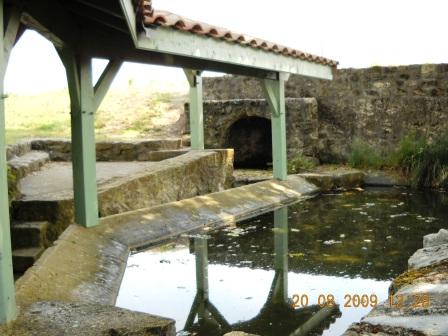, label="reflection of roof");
[134,0,338,67]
